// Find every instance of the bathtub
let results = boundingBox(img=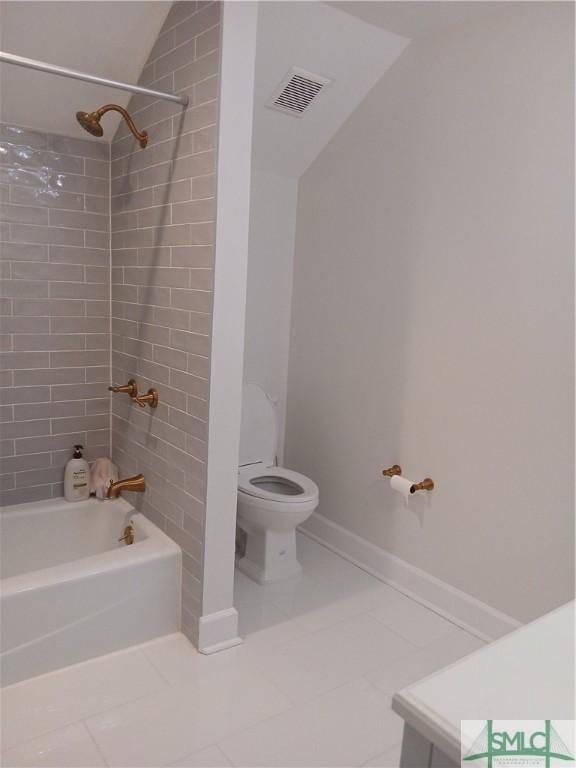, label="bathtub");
[0,496,181,686]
